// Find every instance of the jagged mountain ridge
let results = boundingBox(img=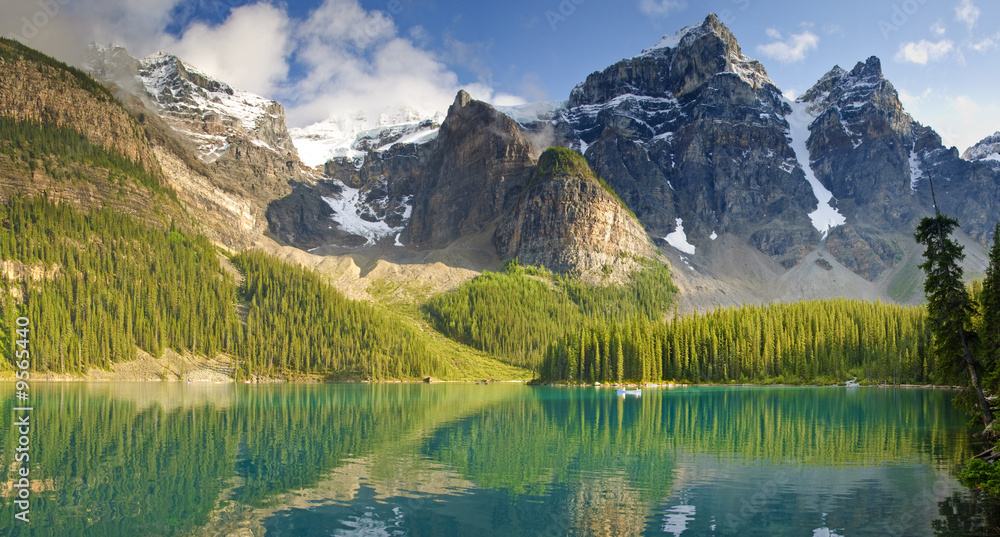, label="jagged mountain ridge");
[965,132,1000,163]
[553,14,823,273]
[290,108,444,169]
[548,15,998,294]
[286,13,1000,306]
[82,45,316,249]
[268,89,664,280]
[37,13,998,308]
